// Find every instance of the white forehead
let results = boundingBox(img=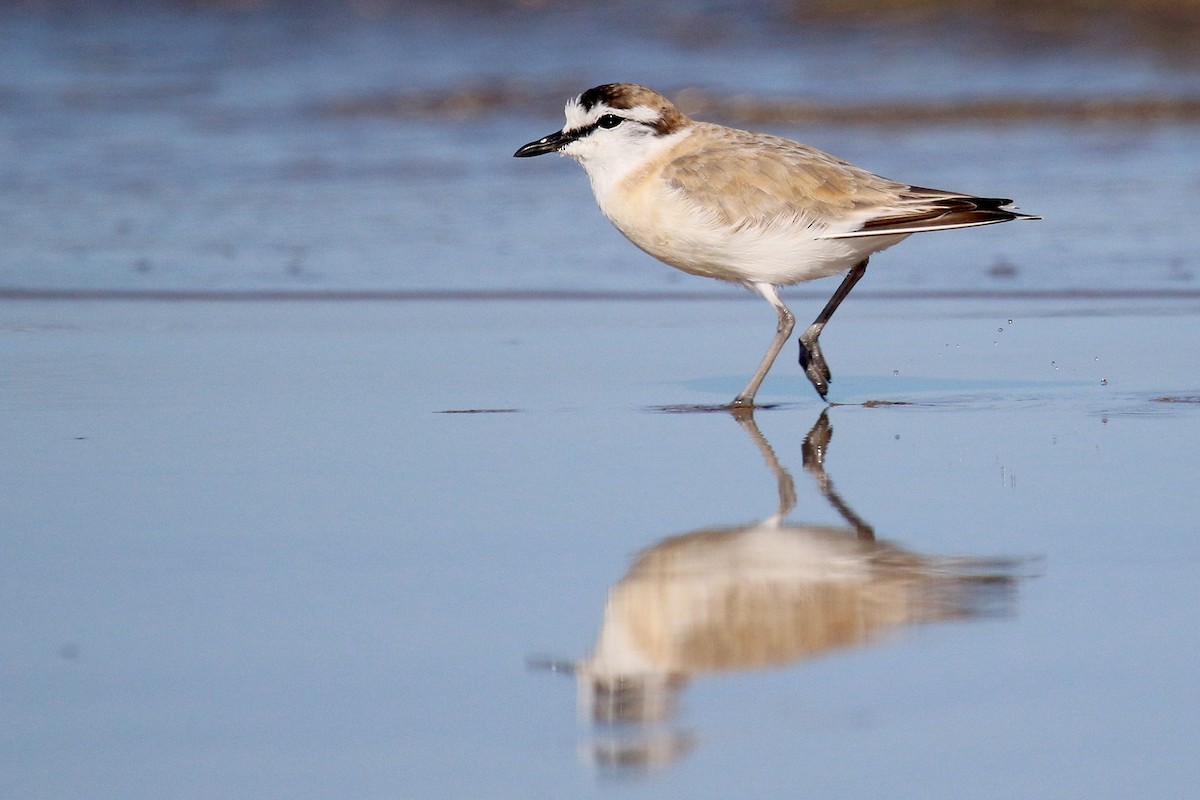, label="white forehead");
[563,98,662,131]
